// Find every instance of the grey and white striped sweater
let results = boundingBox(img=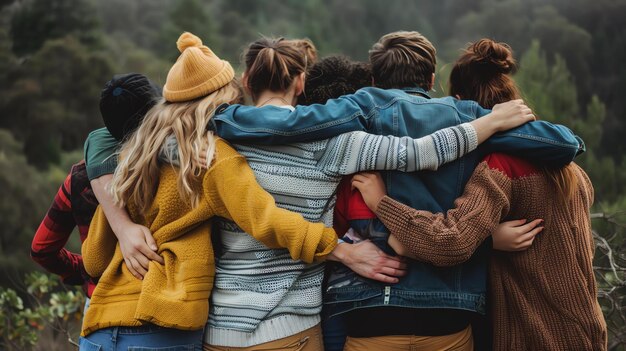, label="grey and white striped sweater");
[203,116,478,347]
